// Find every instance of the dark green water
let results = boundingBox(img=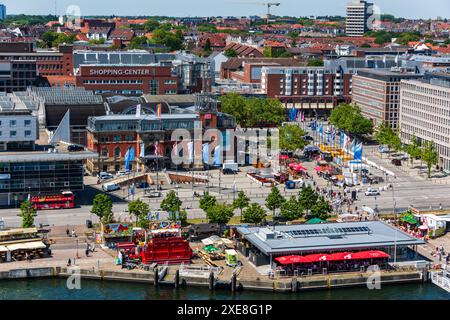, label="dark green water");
[0,278,449,300]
